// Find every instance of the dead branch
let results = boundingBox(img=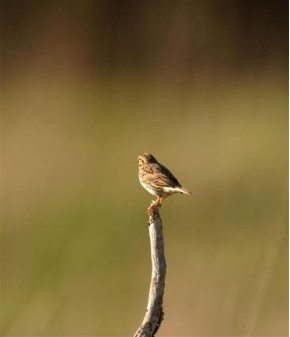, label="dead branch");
[134,206,166,337]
